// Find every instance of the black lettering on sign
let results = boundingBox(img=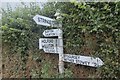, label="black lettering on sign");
[38,17,44,22]
[38,17,52,25]
[46,20,49,24]
[41,18,46,23]
[47,33,55,36]
[64,58,75,63]
[84,61,90,65]
[69,59,74,63]
[43,19,46,23]
[92,62,98,67]
[47,39,53,43]
[41,39,54,43]
[46,20,52,25]
[67,55,77,60]
[41,40,45,43]
[76,60,83,64]
[45,49,55,53]
[42,44,54,49]
[76,60,90,66]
